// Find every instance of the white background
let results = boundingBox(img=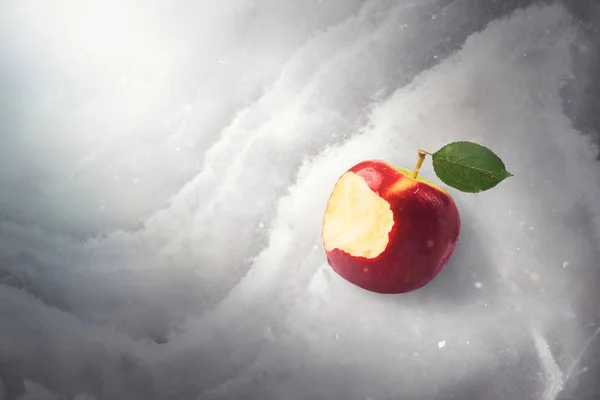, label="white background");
[0,1,599,399]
